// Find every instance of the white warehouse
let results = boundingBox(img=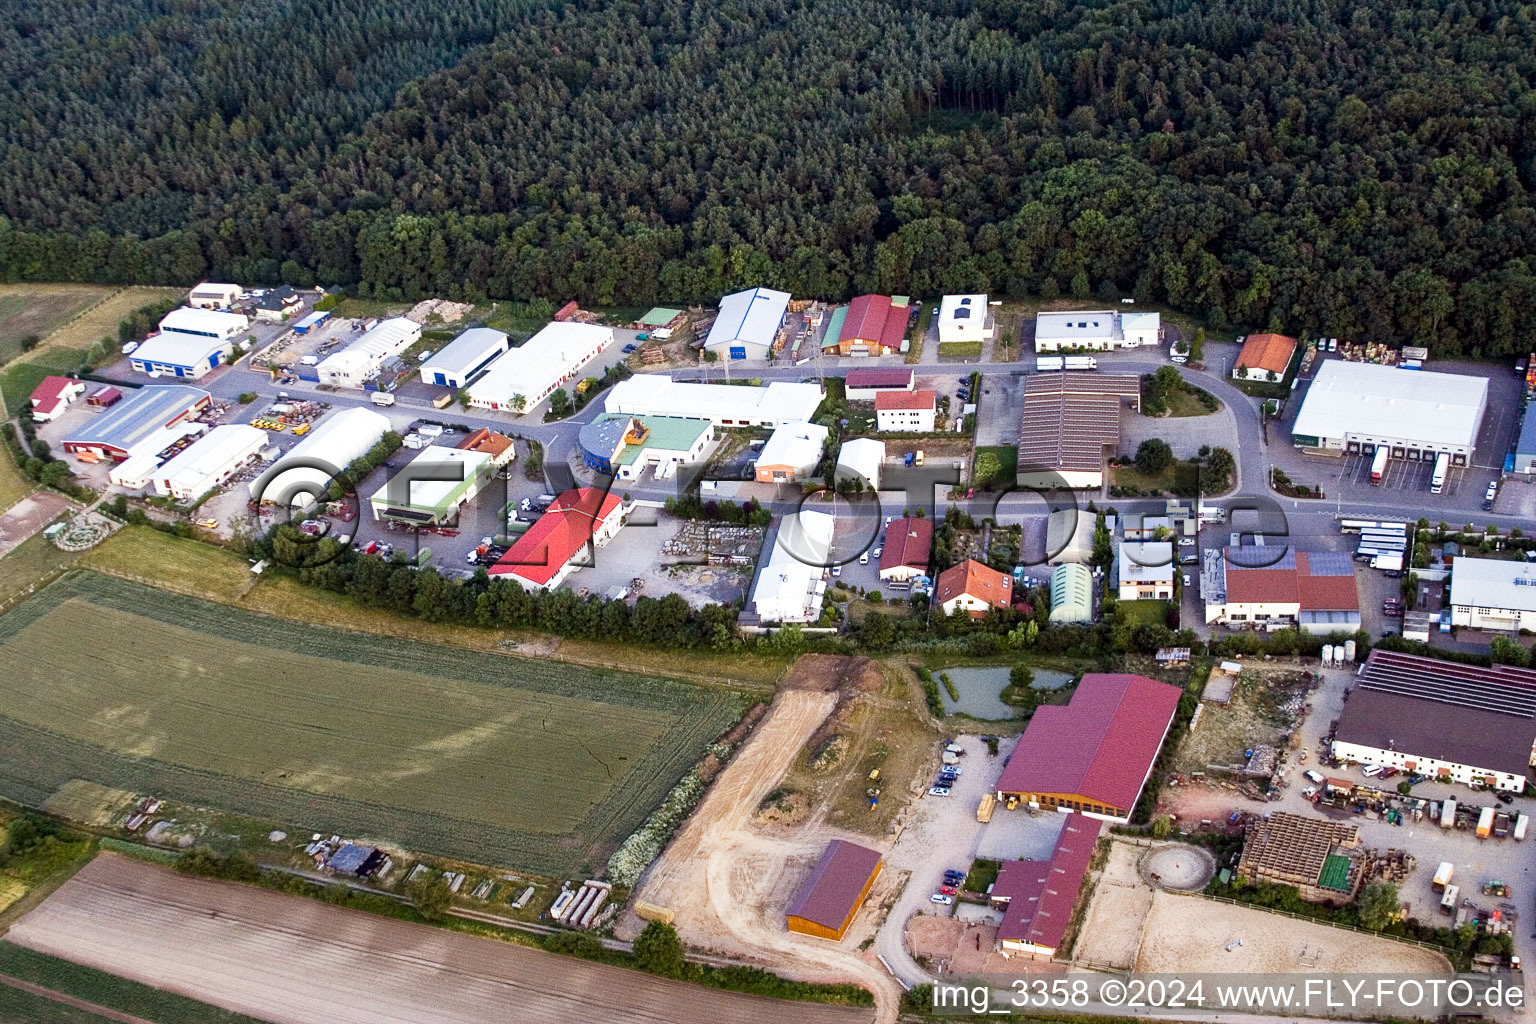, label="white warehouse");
[250,407,390,506]
[467,322,614,411]
[419,327,510,390]
[187,283,242,309]
[704,287,790,360]
[1291,360,1489,465]
[750,510,835,623]
[604,374,823,428]
[150,424,267,501]
[317,318,422,389]
[1450,556,1536,633]
[131,307,251,380]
